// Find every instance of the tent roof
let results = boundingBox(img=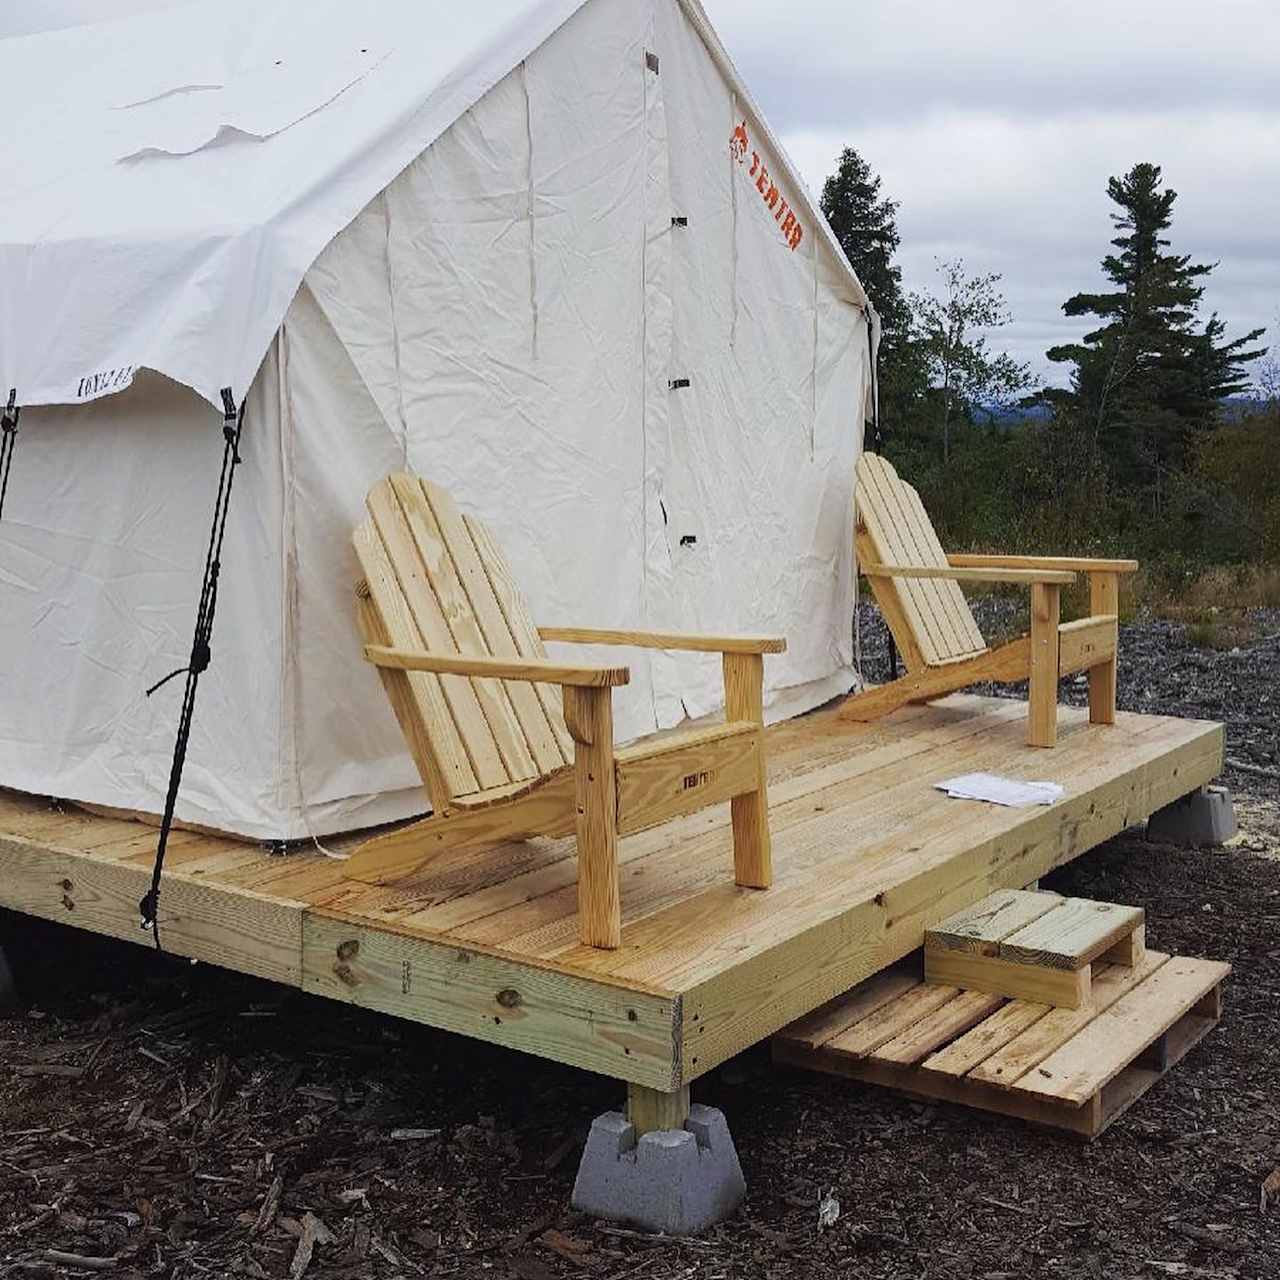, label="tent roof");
[0,0,866,411]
